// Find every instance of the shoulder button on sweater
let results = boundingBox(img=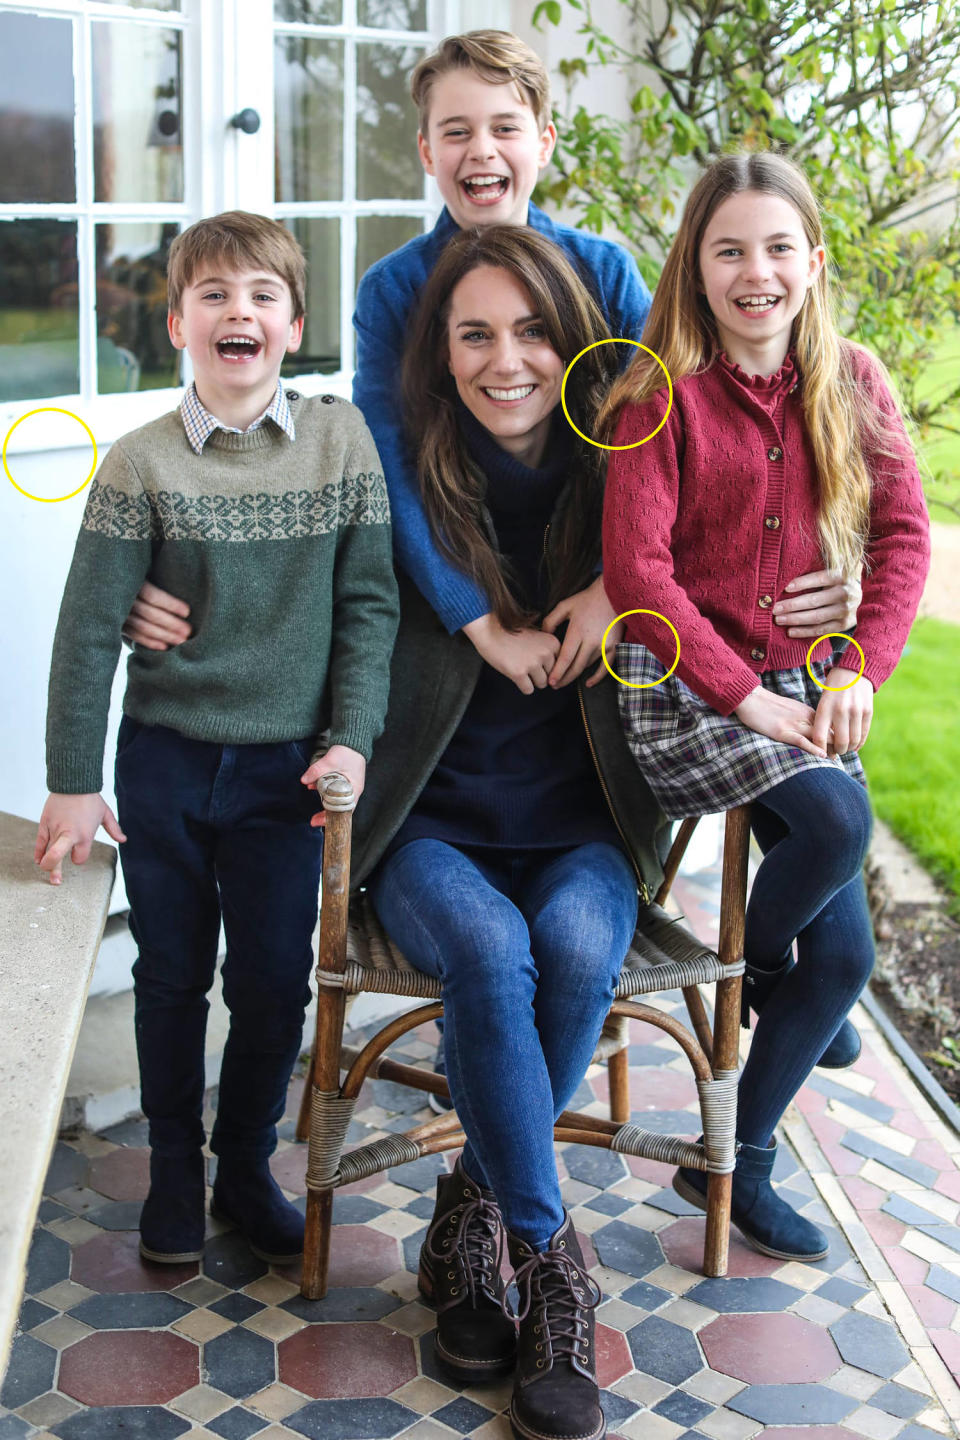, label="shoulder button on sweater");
[321,394,336,404]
